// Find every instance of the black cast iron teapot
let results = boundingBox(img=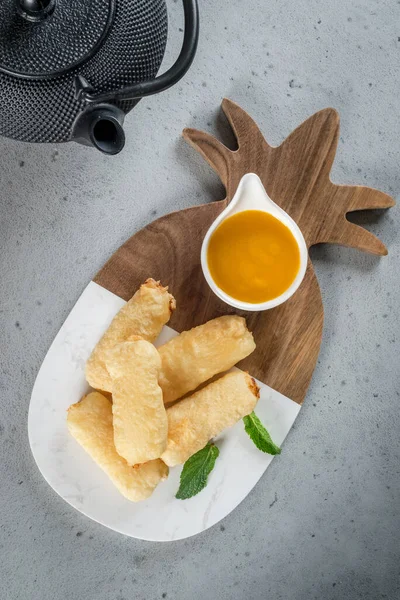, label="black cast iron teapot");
[0,0,199,154]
